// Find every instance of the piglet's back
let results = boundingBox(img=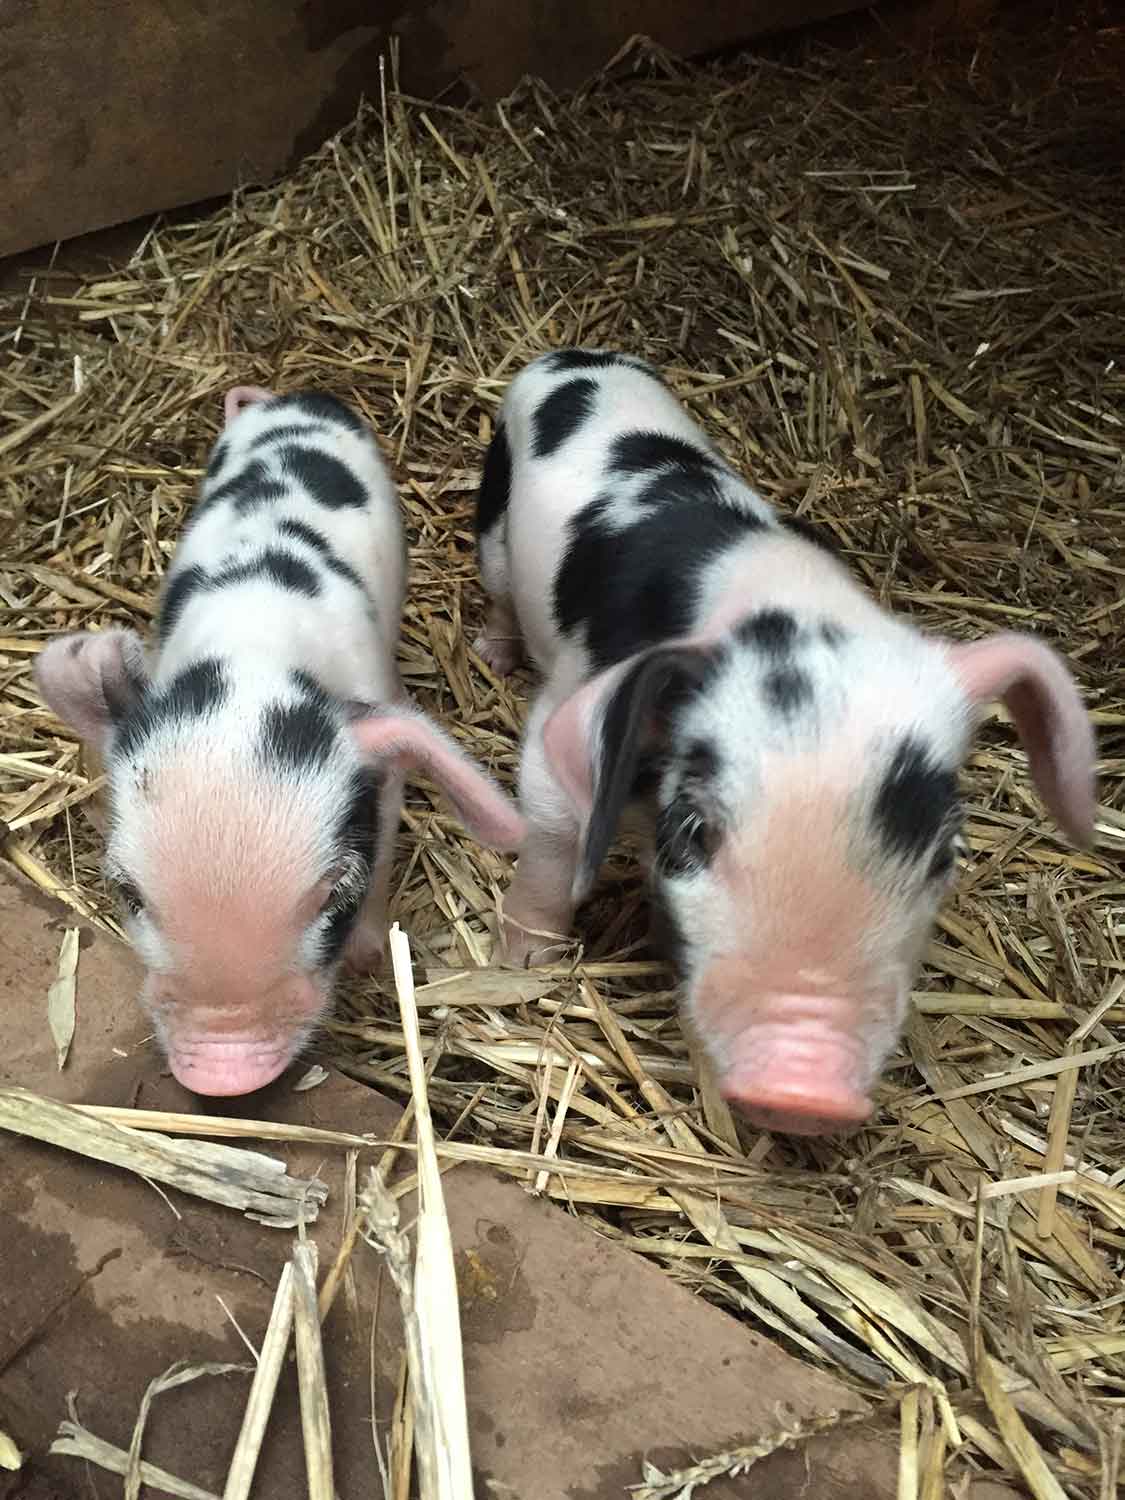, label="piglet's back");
[157,390,404,704]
